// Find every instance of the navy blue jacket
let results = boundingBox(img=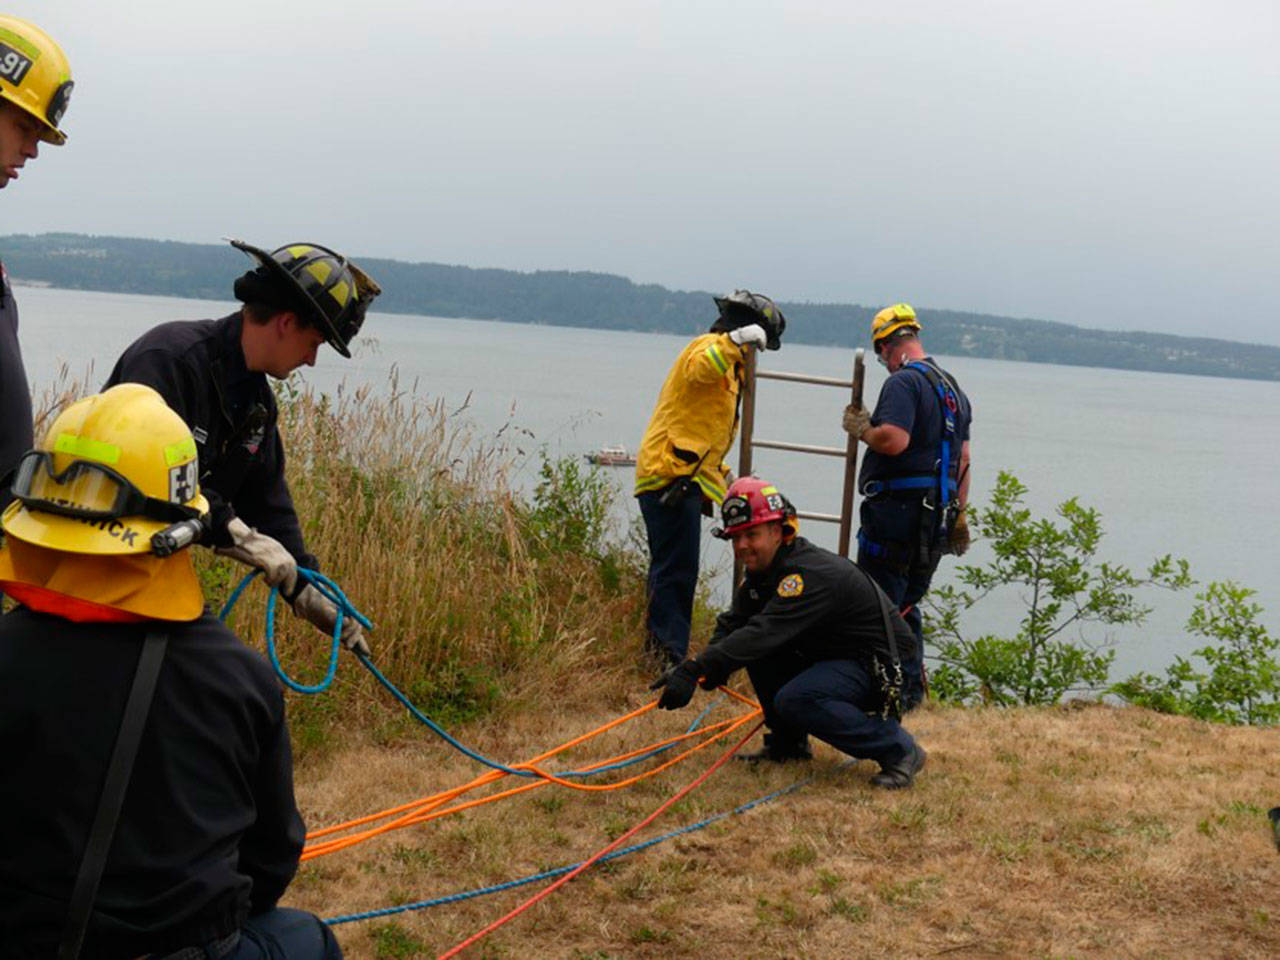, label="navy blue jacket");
[703,537,916,675]
[0,609,305,958]
[104,313,317,569]
[0,259,33,512]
